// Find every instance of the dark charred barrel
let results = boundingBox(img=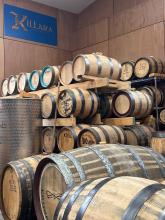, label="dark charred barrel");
[99,95,113,118]
[59,61,74,85]
[121,61,135,81]
[40,66,59,88]
[17,72,31,93]
[29,70,42,91]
